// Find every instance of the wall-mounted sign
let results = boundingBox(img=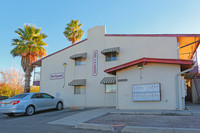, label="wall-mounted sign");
[118,79,128,82]
[50,73,64,80]
[33,81,40,86]
[92,50,98,76]
[133,83,161,101]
